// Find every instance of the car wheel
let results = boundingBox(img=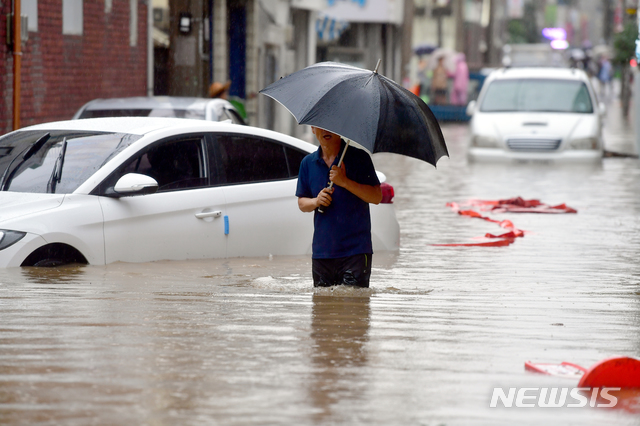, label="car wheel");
[21,243,88,267]
[32,258,68,267]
